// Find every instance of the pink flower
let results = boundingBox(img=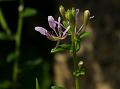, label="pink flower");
[35,16,70,41]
